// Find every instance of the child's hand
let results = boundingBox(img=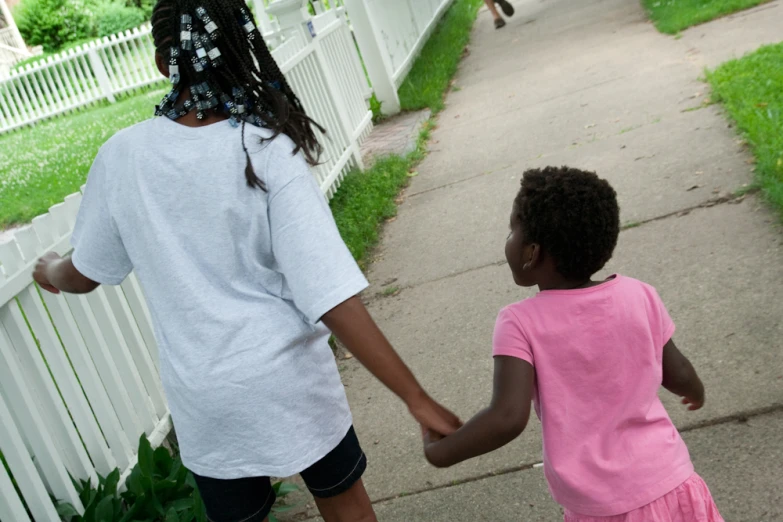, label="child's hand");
[682,395,704,411]
[408,393,462,437]
[33,252,62,294]
[421,428,448,468]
